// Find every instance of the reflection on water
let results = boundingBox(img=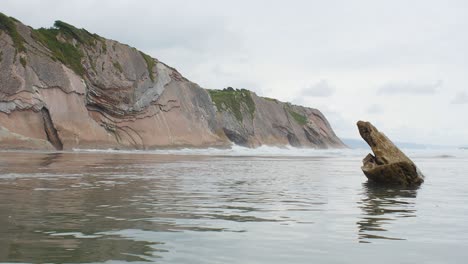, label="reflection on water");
[38,152,63,167]
[0,151,467,263]
[357,182,418,243]
[0,154,169,262]
[0,152,315,262]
